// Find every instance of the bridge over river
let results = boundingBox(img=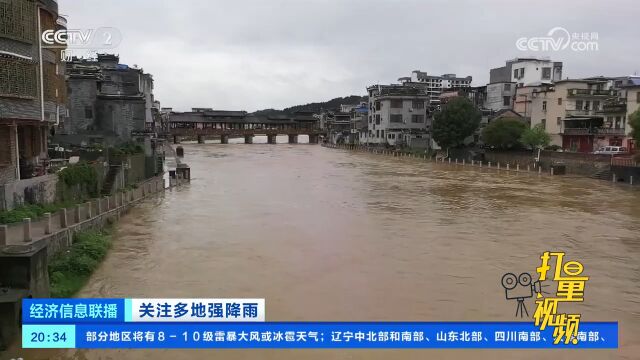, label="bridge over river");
[168,110,322,144]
